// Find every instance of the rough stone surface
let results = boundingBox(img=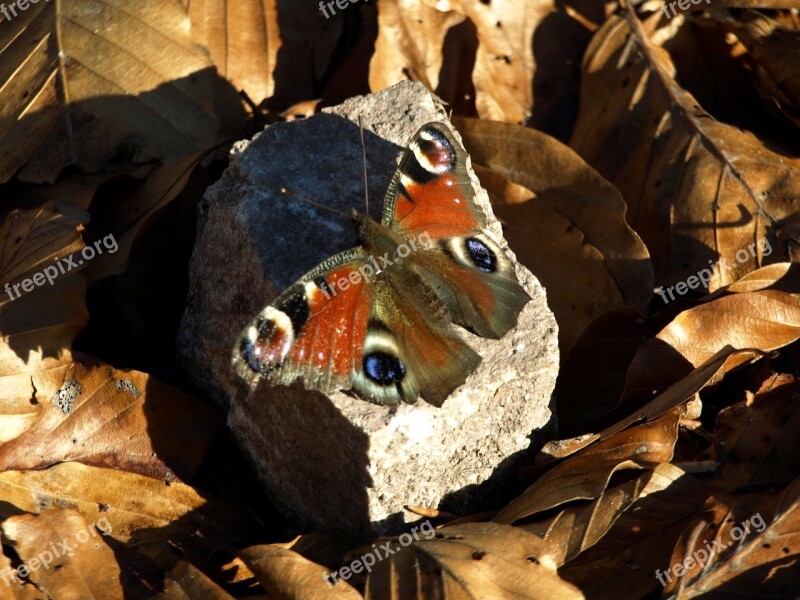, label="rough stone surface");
[177,81,559,537]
